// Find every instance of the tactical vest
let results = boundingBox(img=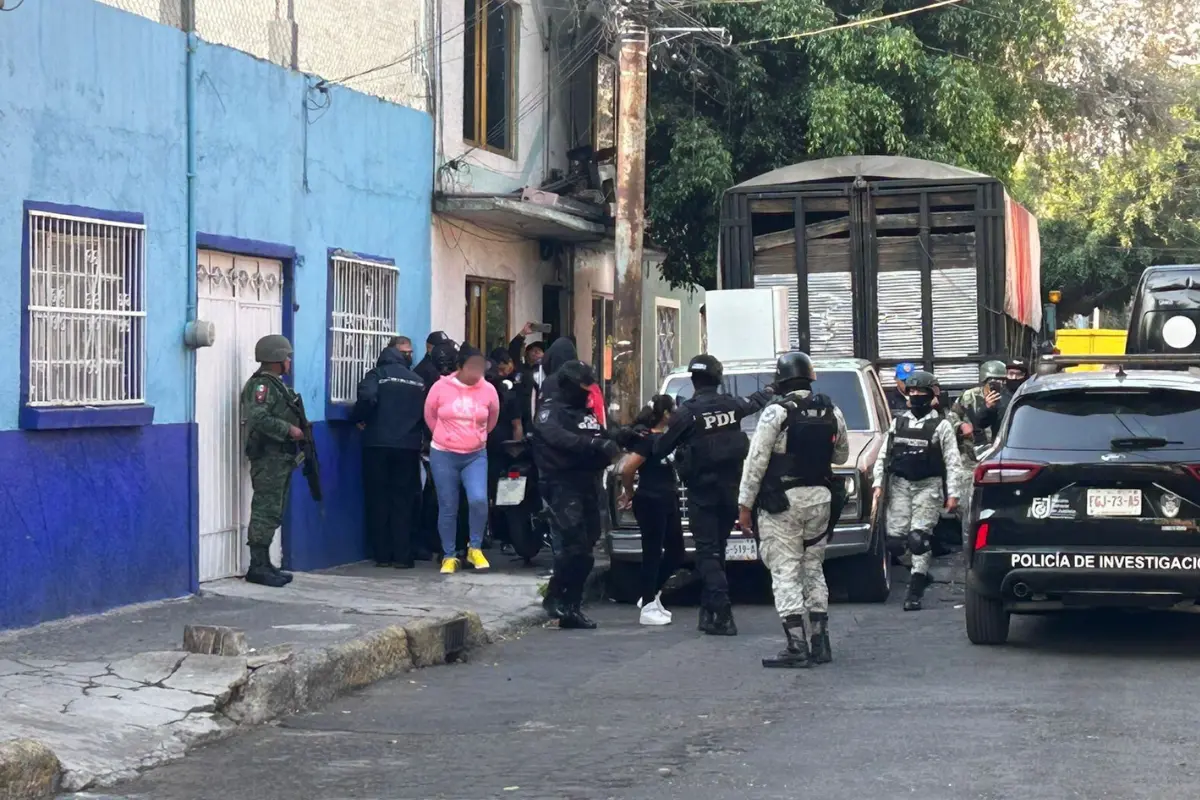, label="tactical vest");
[888,413,944,481]
[676,394,749,482]
[763,394,837,489]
